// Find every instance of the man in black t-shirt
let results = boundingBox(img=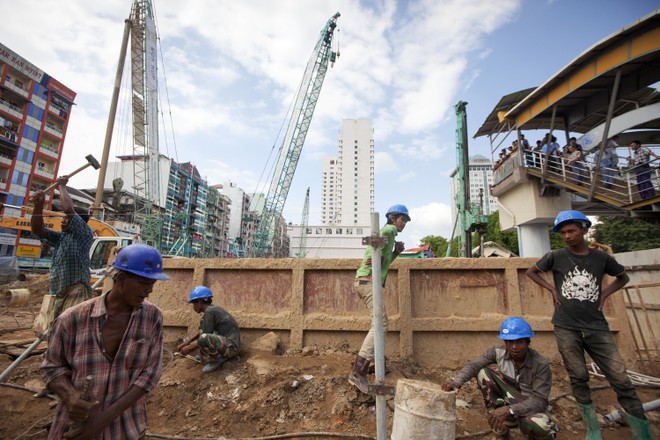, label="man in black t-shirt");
[177,286,241,373]
[526,210,651,439]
